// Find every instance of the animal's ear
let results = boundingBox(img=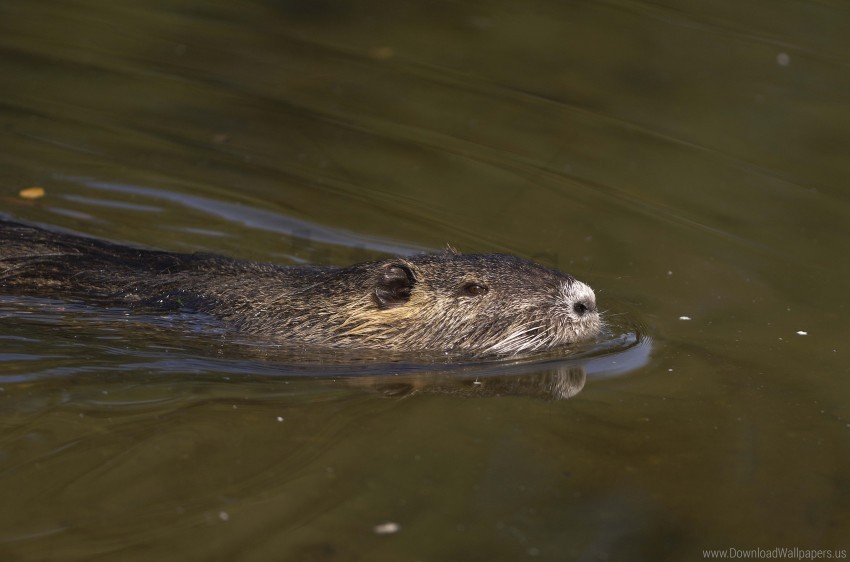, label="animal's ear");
[374,262,416,309]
